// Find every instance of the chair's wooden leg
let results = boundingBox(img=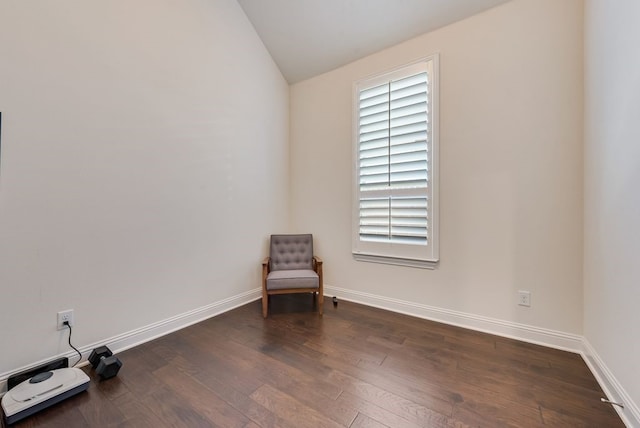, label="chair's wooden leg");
[262,290,268,318]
